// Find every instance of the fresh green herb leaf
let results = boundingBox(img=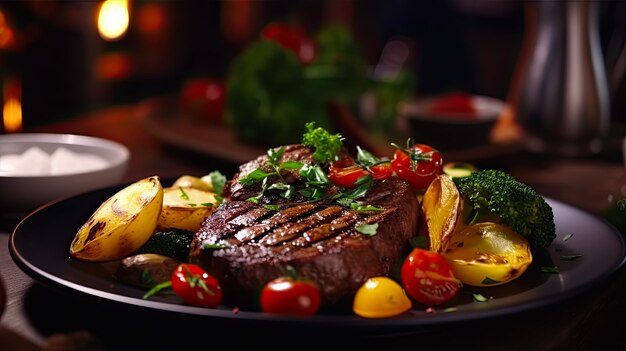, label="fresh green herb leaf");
[247,194,263,204]
[472,293,489,302]
[301,121,344,163]
[214,194,224,205]
[443,307,458,313]
[239,168,275,185]
[560,254,582,261]
[481,277,501,285]
[178,187,190,200]
[356,223,378,236]
[202,242,230,250]
[267,146,285,167]
[409,236,429,249]
[140,268,156,286]
[356,146,381,167]
[201,203,213,207]
[541,266,559,273]
[300,164,331,186]
[350,203,384,212]
[279,160,304,170]
[263,204,281,211]
[143,280,172,300]
[562,233,573,241]
[208,171,226,196]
